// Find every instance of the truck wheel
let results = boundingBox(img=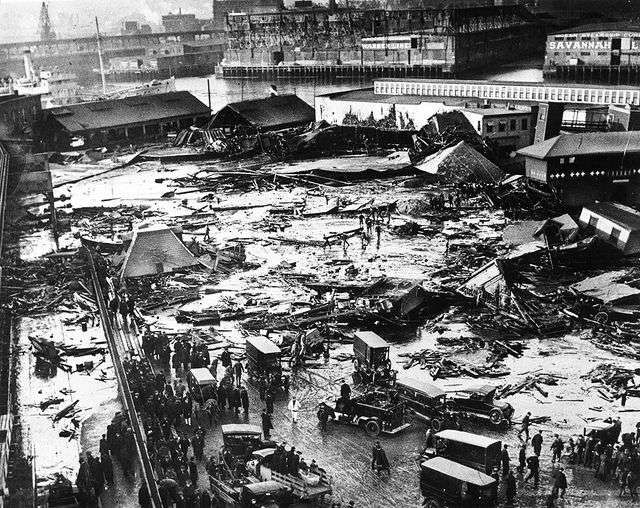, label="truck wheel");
[430,418,442,432]
[489,409,503,426]
[365,419,381,436]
